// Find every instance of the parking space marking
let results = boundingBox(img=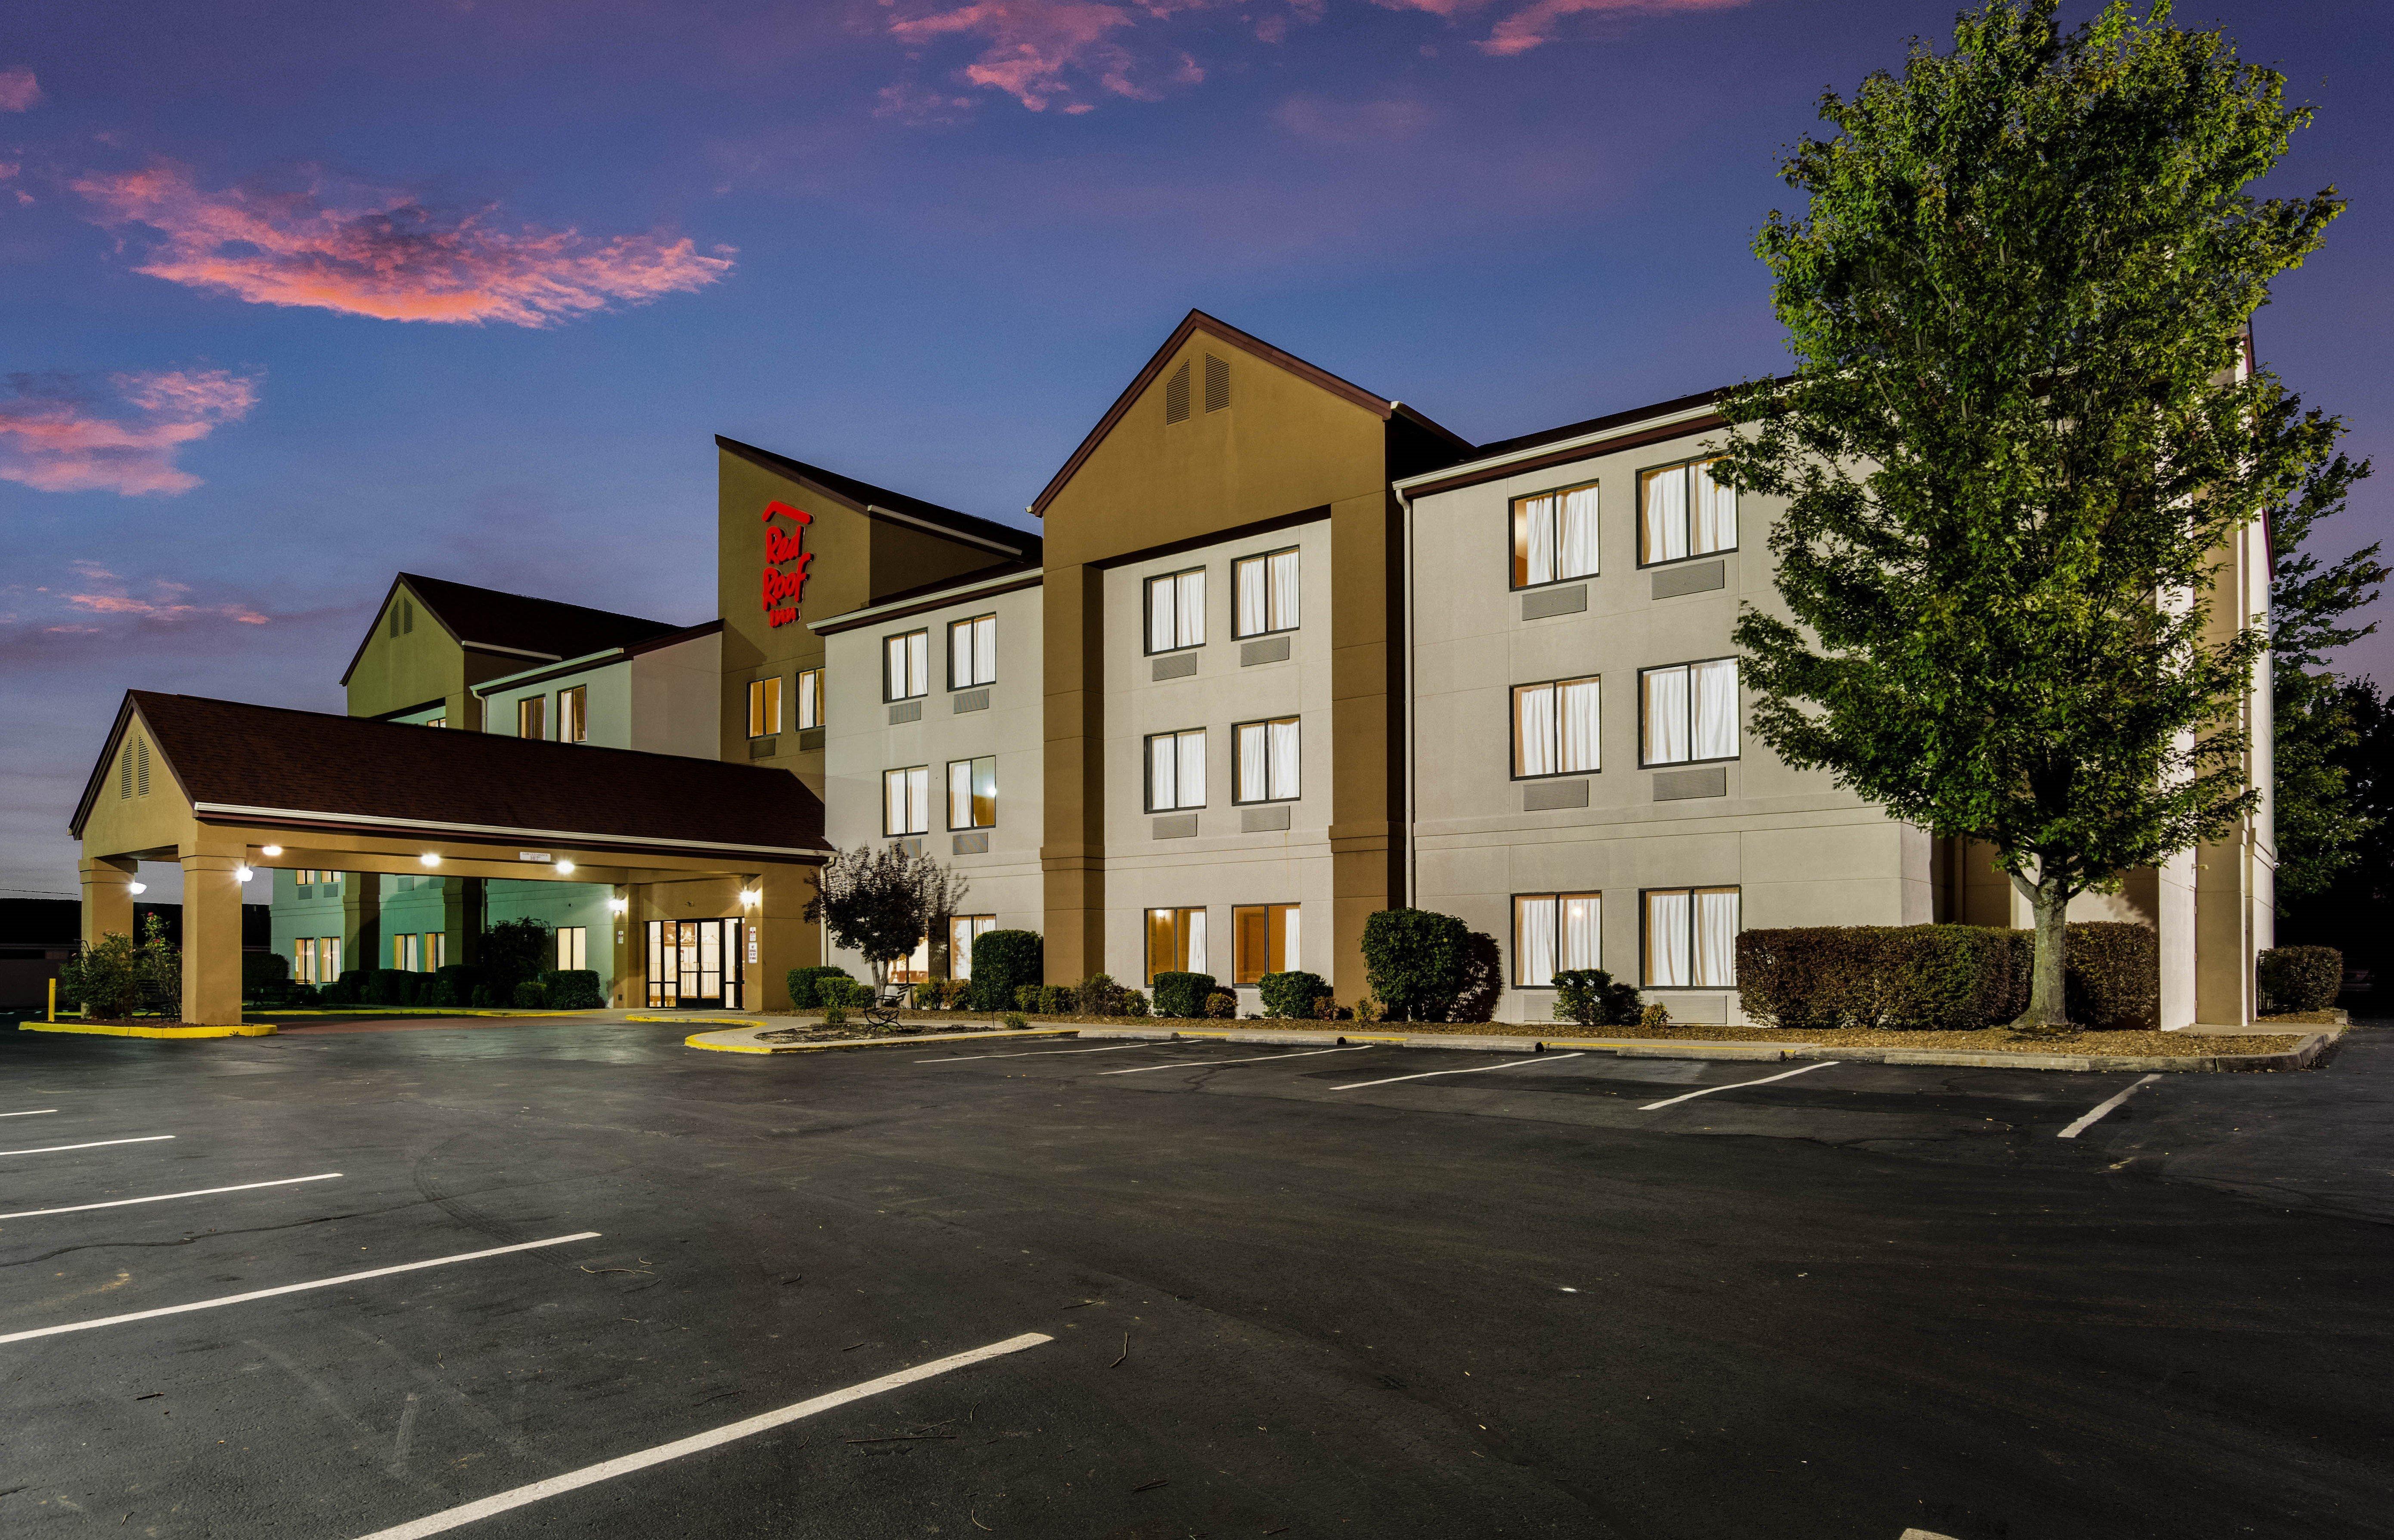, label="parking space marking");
[0,1108,59,1118]
[0,1135,175,1158]
[1332,1052,1584,1091]
[1101,1045,1375,1076]
[0,1172,344,1221]
[916,1044,1148,1063]
[0,1231,601,1346]
[349,1331,1053,1540]
[1638,1061,1839,1110]
[2059,1073,2162,1139]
